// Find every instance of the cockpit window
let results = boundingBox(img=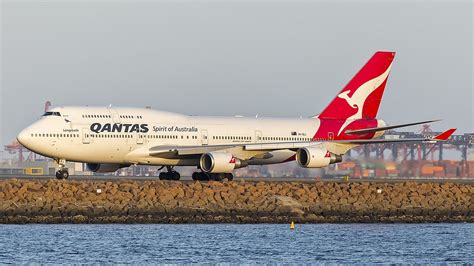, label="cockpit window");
[43,112,61,117]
